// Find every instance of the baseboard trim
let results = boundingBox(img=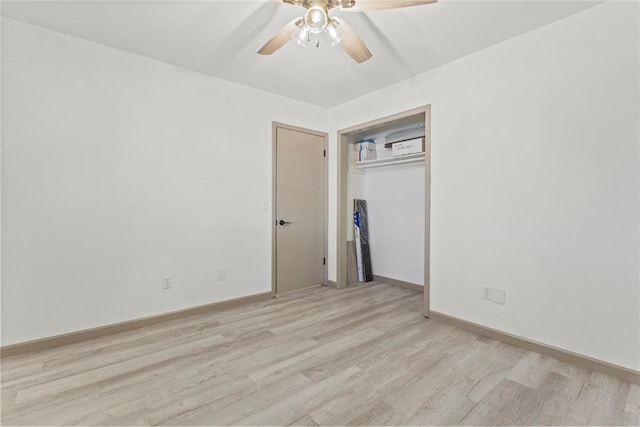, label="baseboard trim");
[373,275,423,292]
[429,311,640,385]
[0,292,273,358]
